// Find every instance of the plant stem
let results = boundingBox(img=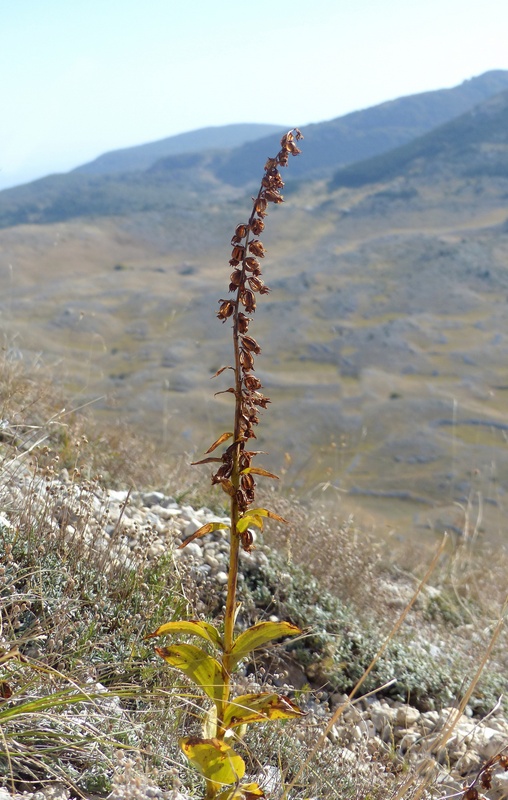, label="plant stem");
[219,228,252,737]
